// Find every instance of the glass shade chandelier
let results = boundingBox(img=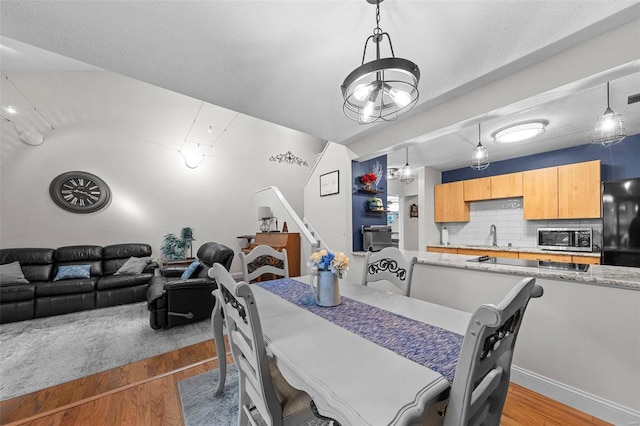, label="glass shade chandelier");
[387,167,399,180]
[400,147,414,184]
[593,81,626,147]
[470,123,490,170]
[341,0,420,124]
